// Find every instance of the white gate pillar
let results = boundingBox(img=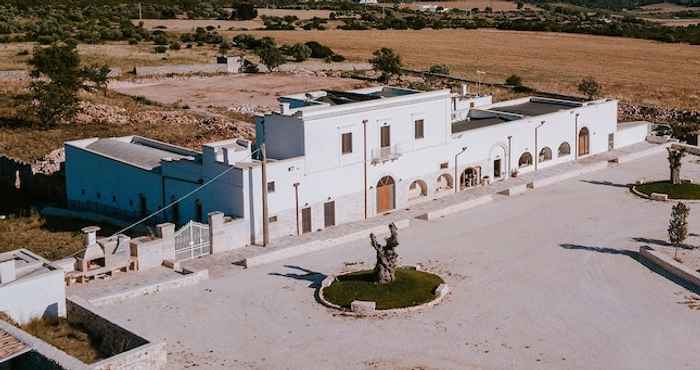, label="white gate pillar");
[156,223,176,261]
[209,211,228,255]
